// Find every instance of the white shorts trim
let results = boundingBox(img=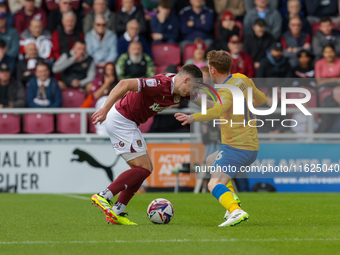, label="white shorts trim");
[121,151,147,162]
[105,105,147,157]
